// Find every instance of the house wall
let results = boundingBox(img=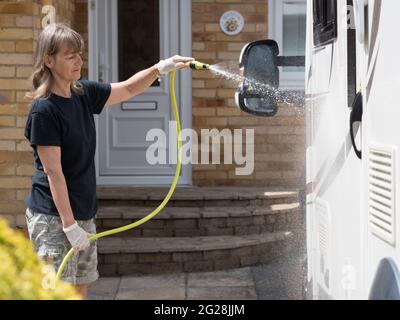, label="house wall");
[0,0,305,228]
[191,0,305,187]
[57,0,306,190]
